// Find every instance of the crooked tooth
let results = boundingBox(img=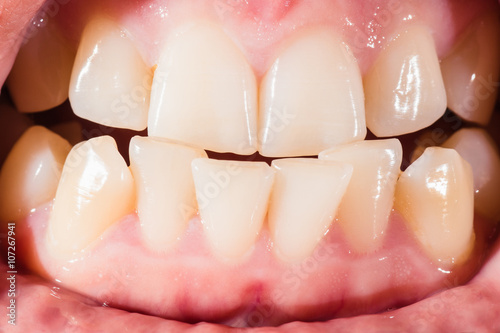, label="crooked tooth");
[395,147,474,265]
[69,17,151,131]
[191,159,274,261]
[319,139,402,252]
[268,158,352,262]
[130,136,207,252]
[441,128,500,221]
[7,20,75,112]
[440,13,500,125]
[259,28,366,157]
[47,136,135,257]
[148,22,258,155]
[0,126,71,222]
[364,26,447,137]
